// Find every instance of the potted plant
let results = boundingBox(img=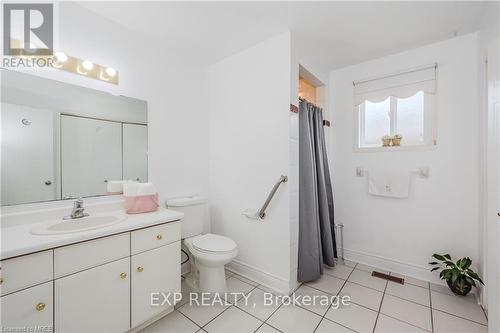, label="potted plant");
[381,135,392,147]
[392,134,403,146]
[429,254,484,296]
